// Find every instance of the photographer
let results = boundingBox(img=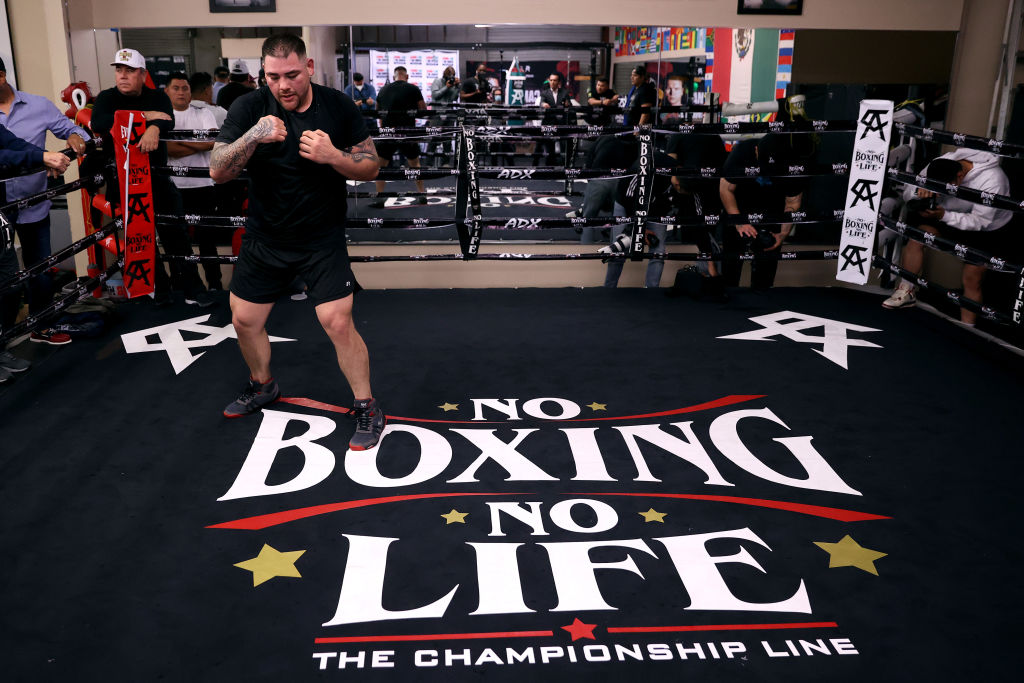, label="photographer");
[431,67,459,105]
[719,134,809,290]
[882,151,1012,325]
